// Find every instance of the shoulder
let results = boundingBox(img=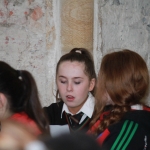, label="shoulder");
[43,101,64,114]
[101,119,150,150]
[10,112,41,135]
[143,105,150,111]
[43,101,64,124]
[99,110,150,149]
[88,109,111,134]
